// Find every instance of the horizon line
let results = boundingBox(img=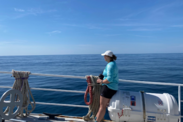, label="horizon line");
[0,52,183,56]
